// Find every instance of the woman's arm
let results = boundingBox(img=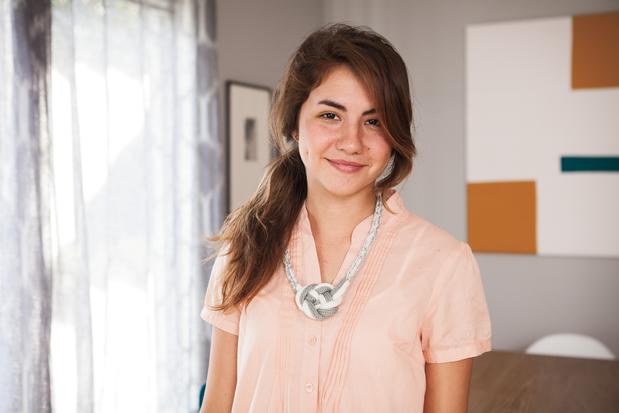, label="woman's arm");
[423,358,473,413]
[200,326,238,413]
